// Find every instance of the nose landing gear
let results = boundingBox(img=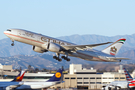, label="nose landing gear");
[11,40,14,46]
